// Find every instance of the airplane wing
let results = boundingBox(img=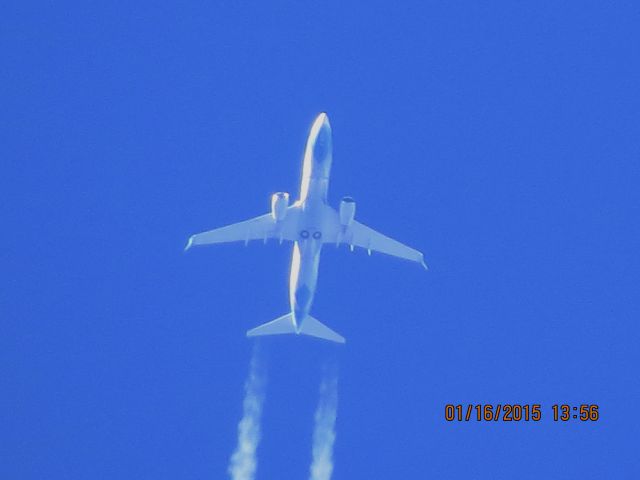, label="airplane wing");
[339,220,428,269]
[185,207,300,249]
